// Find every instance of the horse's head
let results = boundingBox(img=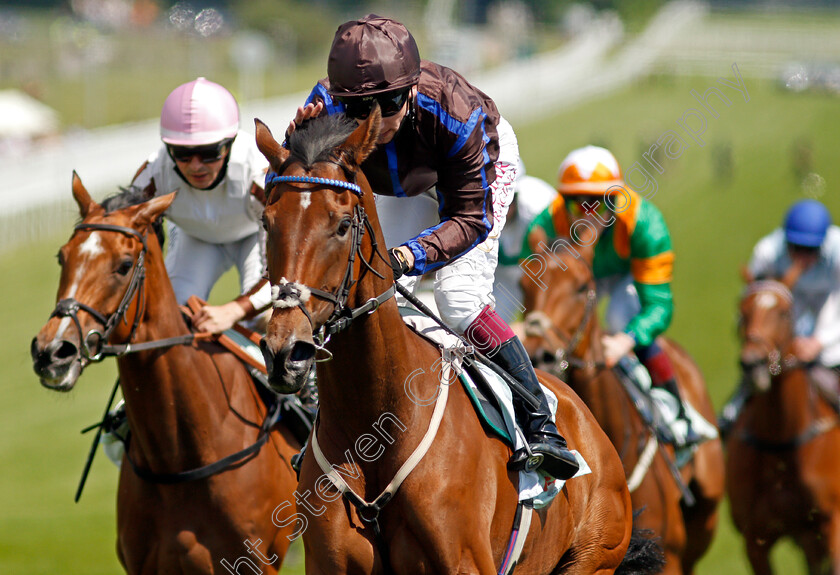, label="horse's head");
[520,224,598,375]
[30,173,174,391]
[738,267,797,392]
[255,108,389,393]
